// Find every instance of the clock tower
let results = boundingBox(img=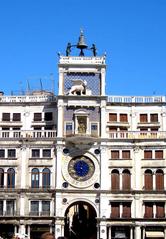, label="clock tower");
[55,31,107,239]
